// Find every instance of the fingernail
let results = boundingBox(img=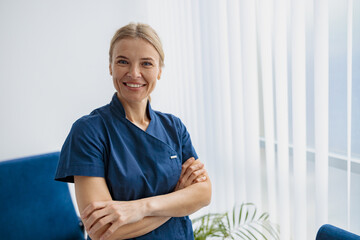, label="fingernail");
[202,176,207,180]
